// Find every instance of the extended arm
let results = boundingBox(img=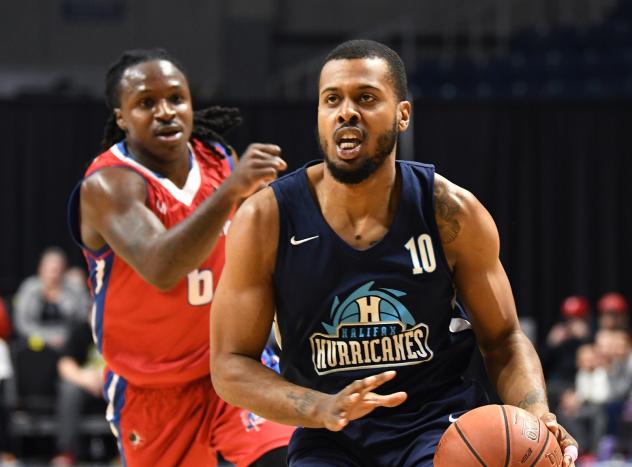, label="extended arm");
[435,175,577,465]
[210,189,406,429]
[80,144,285,290]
